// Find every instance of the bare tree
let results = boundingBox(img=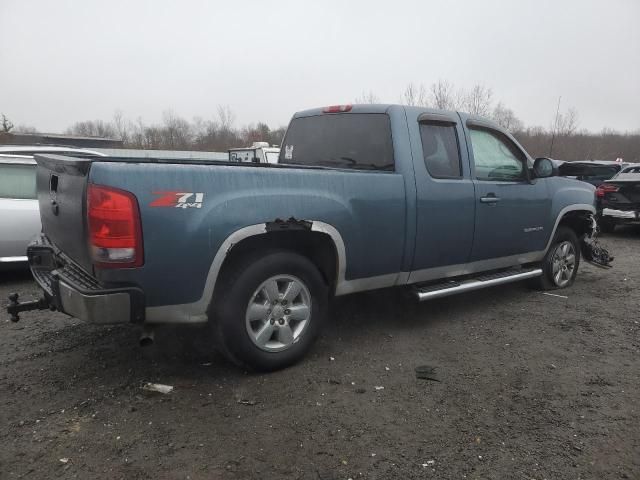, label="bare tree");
[1,113,14,133]
[463,84,493,116]
[12,124,38,134]
[217,105,235,132]
[161,110,192,149]
[65,119,117,138]
[556,107,579,136]
[354,91,379,104]
[401,83,428,107]
[491,102,523,132]
[429,80,457,110]
[113,110,130,143]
